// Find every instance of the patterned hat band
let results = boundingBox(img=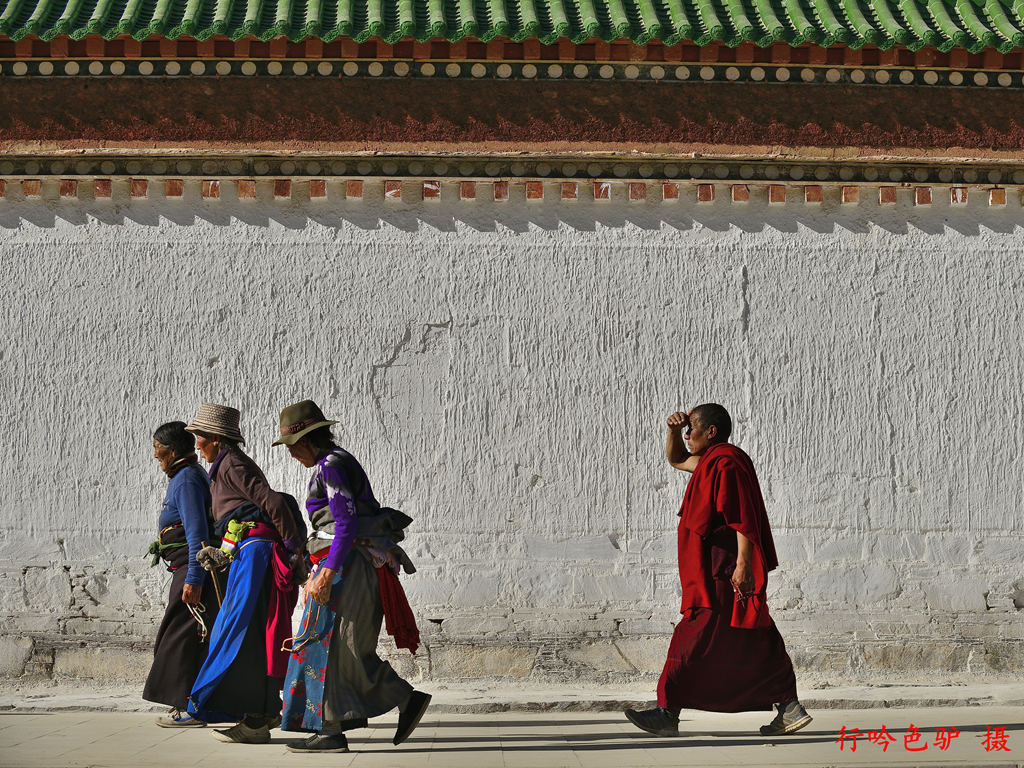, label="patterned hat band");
[281,418,319,436]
